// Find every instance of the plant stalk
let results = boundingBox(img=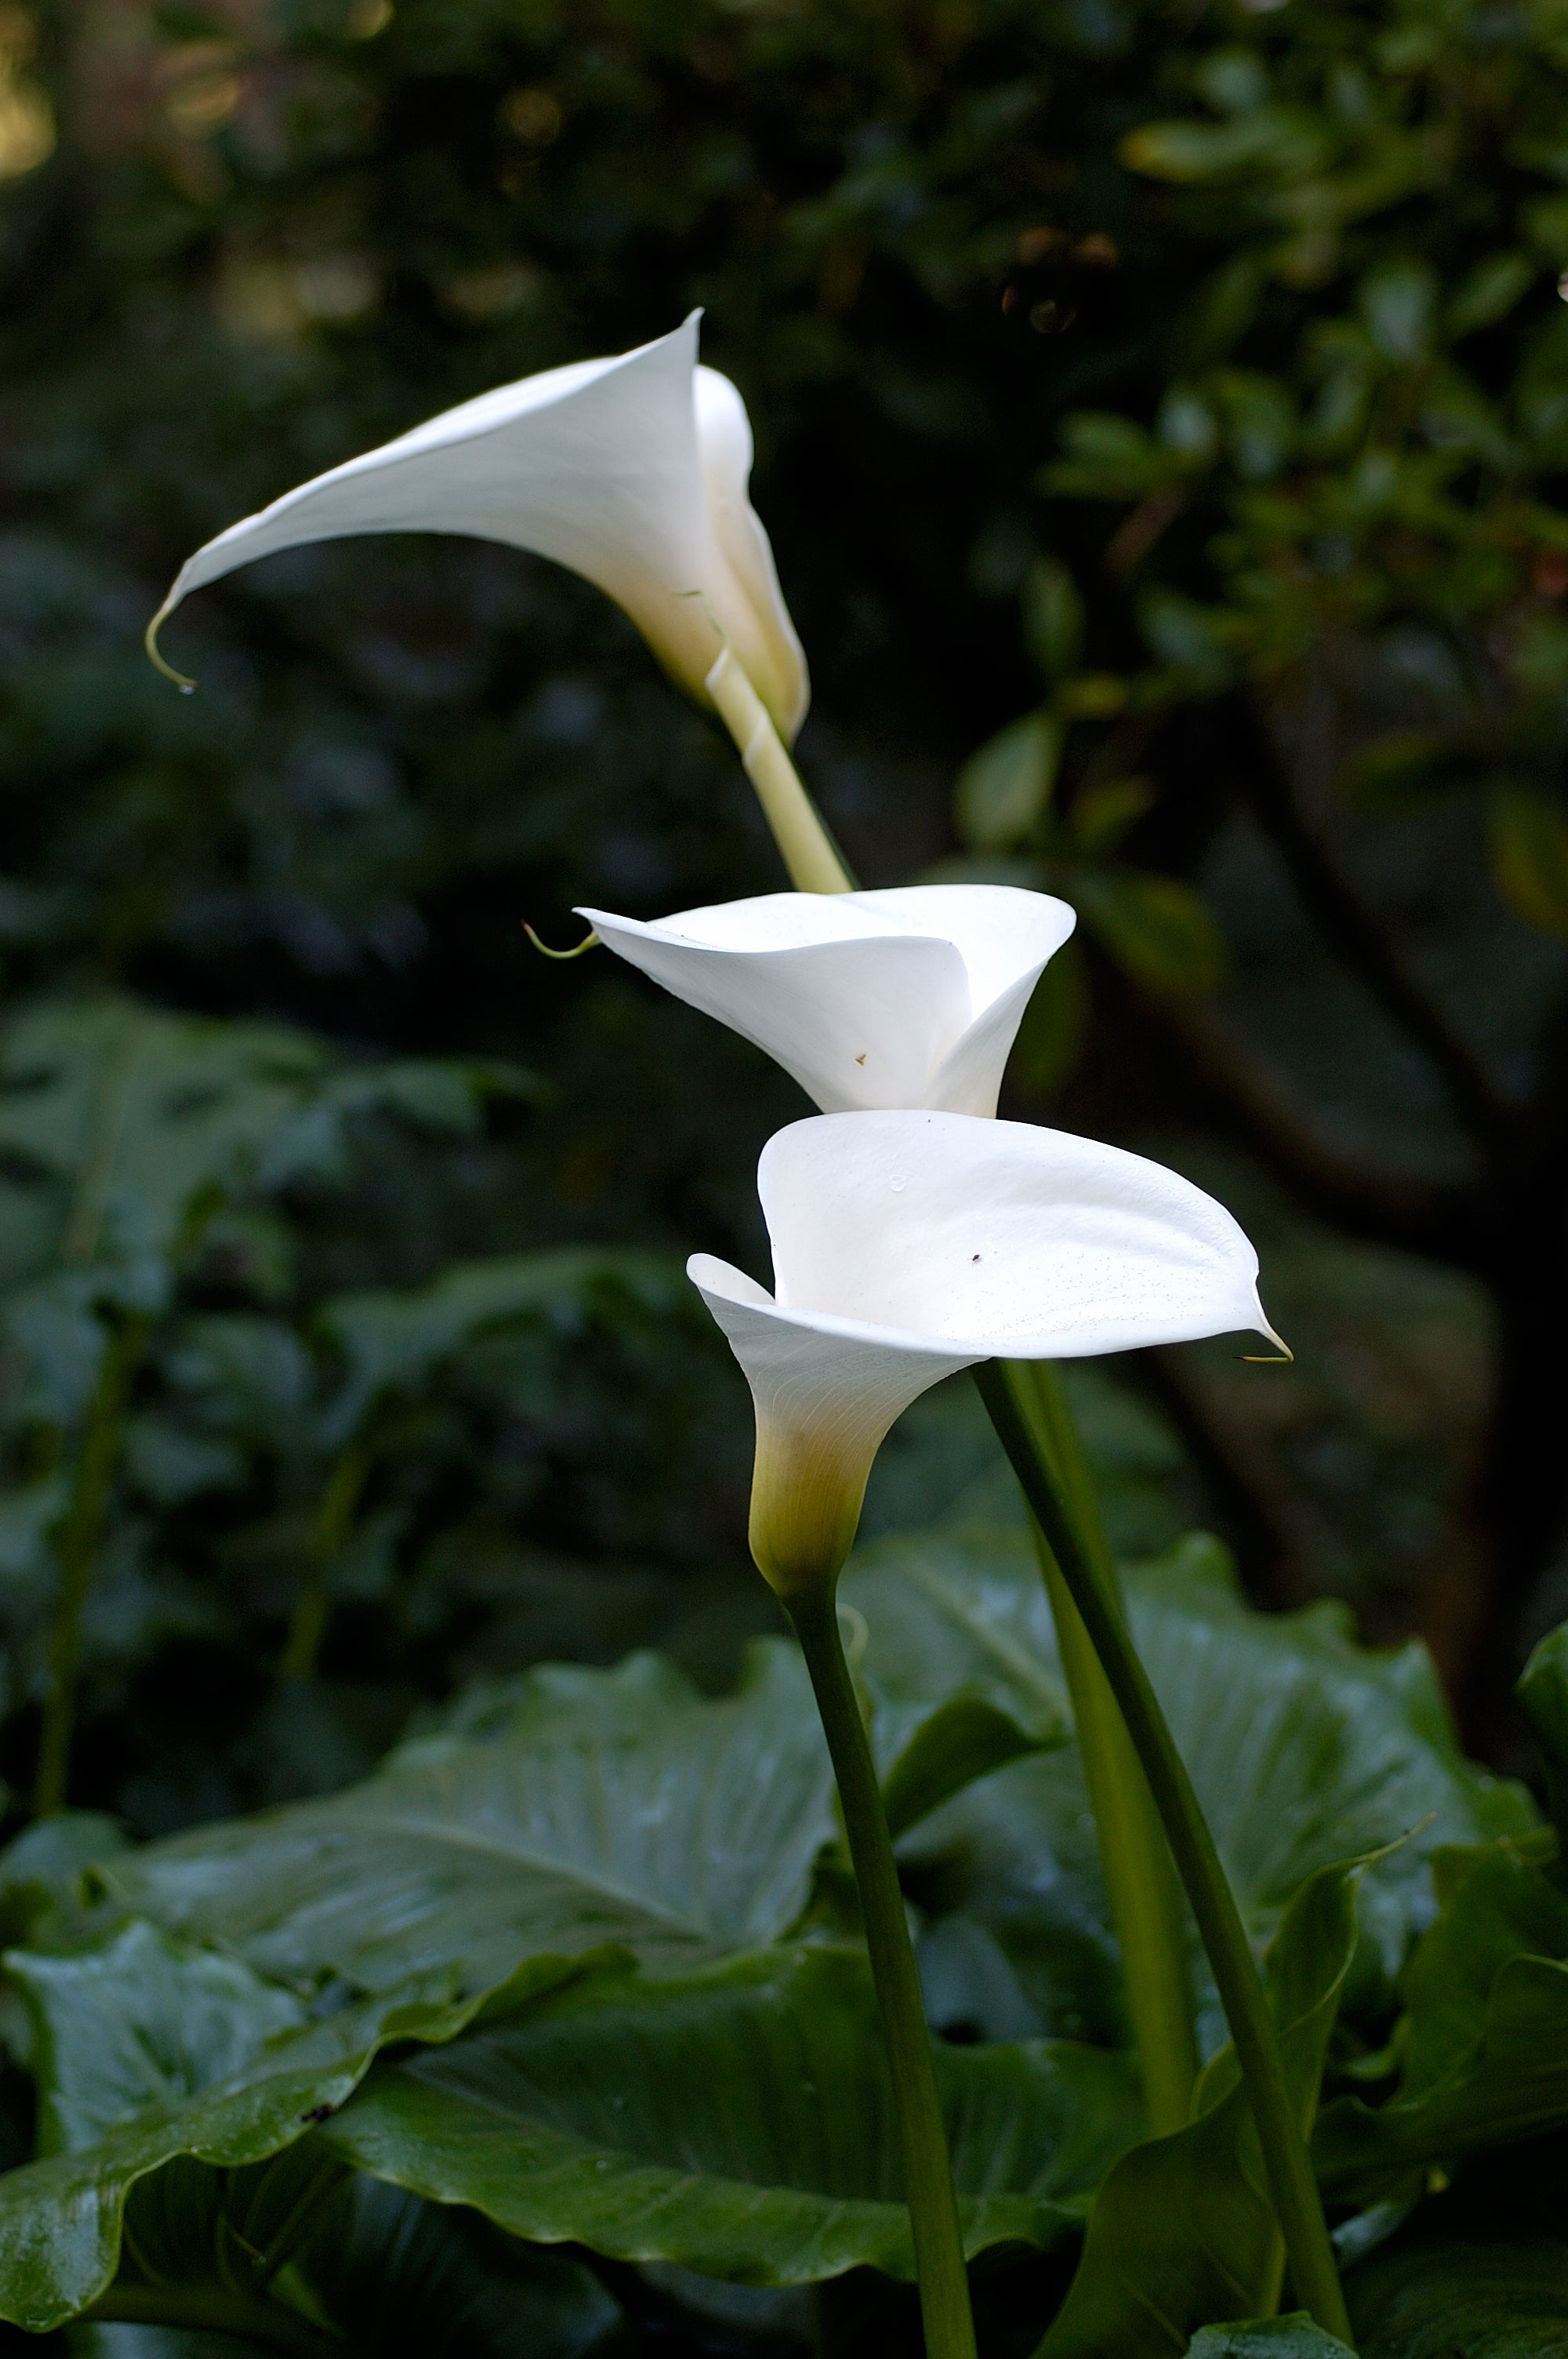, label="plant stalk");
[706,649,855,895]
[973,1358,1352,2344]
[35,1315,150,1817]
[1006,1360,1198,2135]
[787,1584,978,2359]
[716,649,1200,2138]
[281,1445,372,1681]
